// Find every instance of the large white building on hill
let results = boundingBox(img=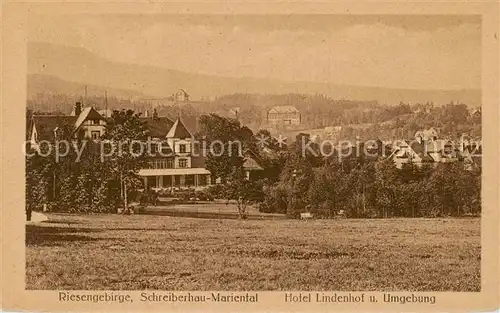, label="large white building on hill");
[267,105,301,125]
